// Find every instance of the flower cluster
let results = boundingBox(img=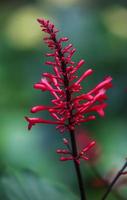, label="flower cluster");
[25,19,112,133]
[56,138,96,164]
